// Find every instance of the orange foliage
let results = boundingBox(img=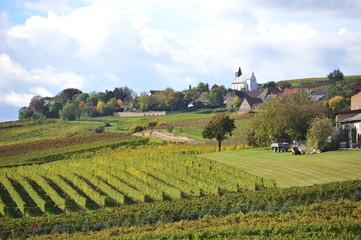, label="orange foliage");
[117,99,124,108]
[78,101,85,109]
[96,101,105,111]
